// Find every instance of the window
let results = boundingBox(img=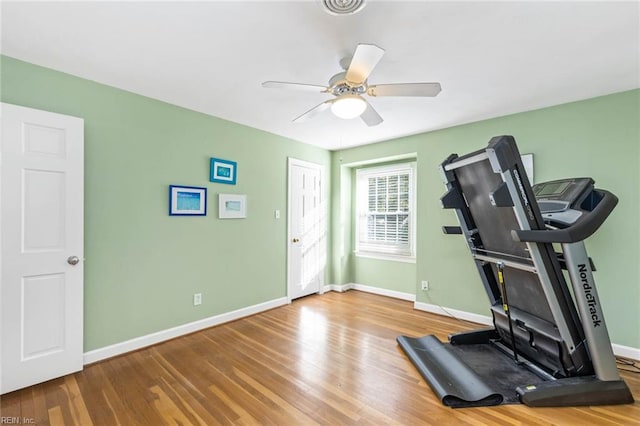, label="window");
[355,162,416,259]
